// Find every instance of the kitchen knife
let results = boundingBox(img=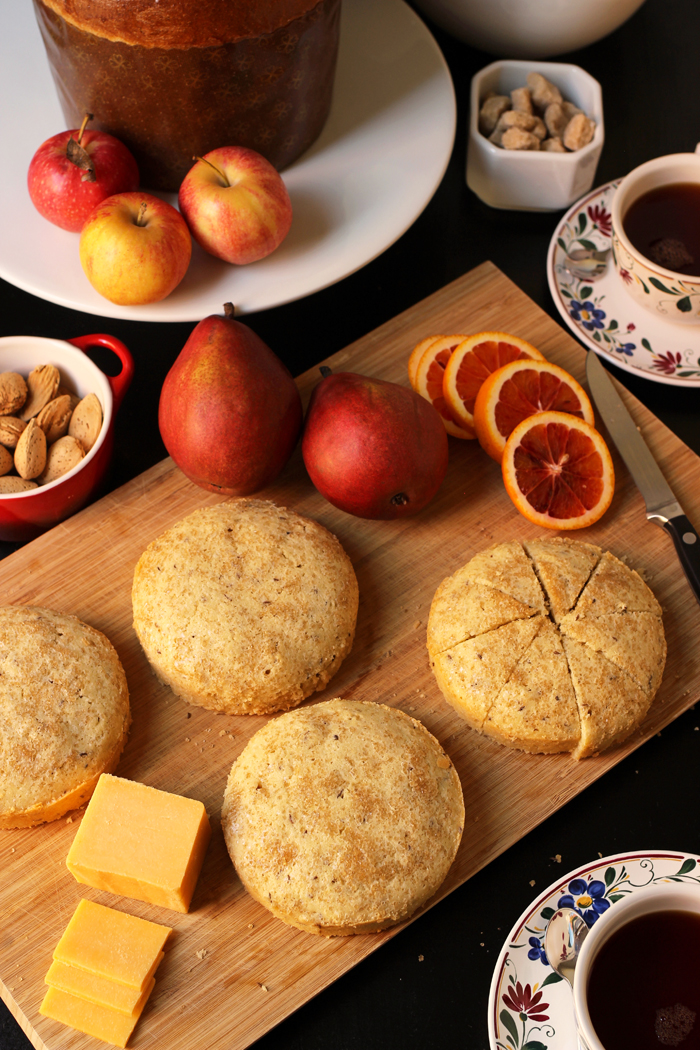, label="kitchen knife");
[586,349,700,605]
